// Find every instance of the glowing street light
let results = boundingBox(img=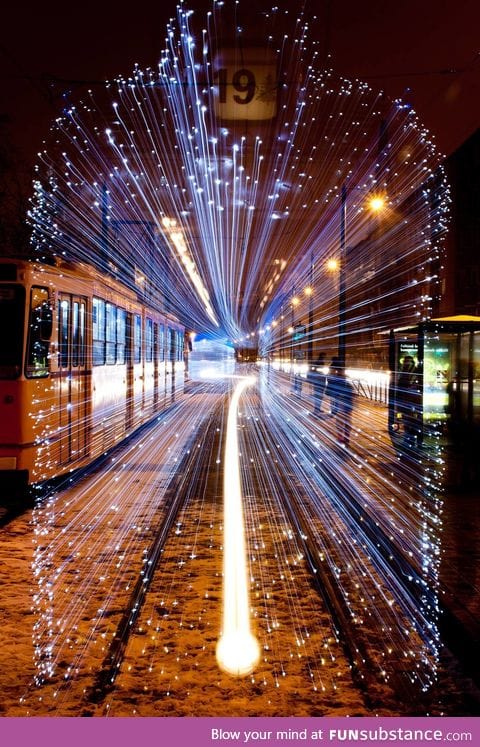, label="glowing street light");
[368,194,387,213]
[326,257,340,273]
